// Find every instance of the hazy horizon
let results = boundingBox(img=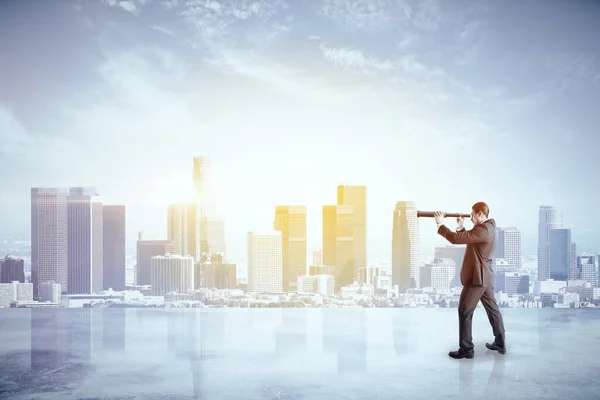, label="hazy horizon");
[1,0,599,263]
